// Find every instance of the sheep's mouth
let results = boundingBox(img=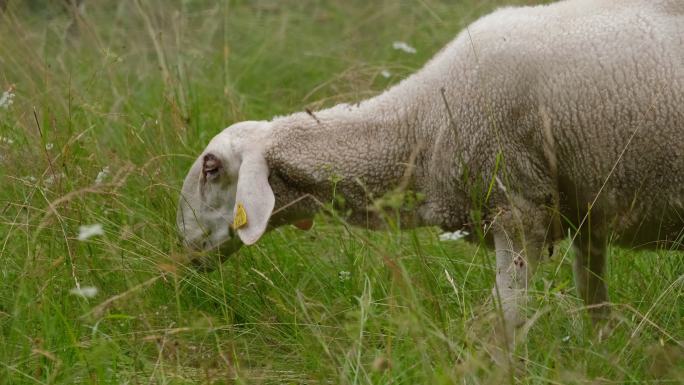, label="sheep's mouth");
[187,236,243,272]
[218,236,243,256]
